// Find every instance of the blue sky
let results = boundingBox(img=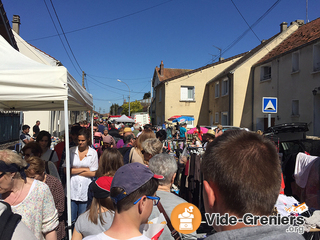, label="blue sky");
[3,0,320,113]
